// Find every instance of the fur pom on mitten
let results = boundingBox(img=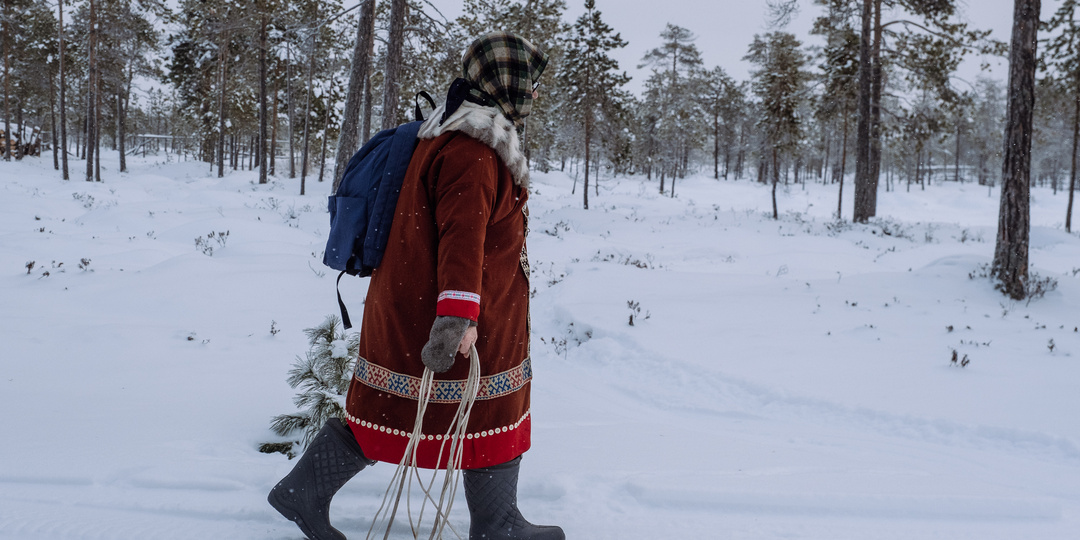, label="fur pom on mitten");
[421,316,471,373]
